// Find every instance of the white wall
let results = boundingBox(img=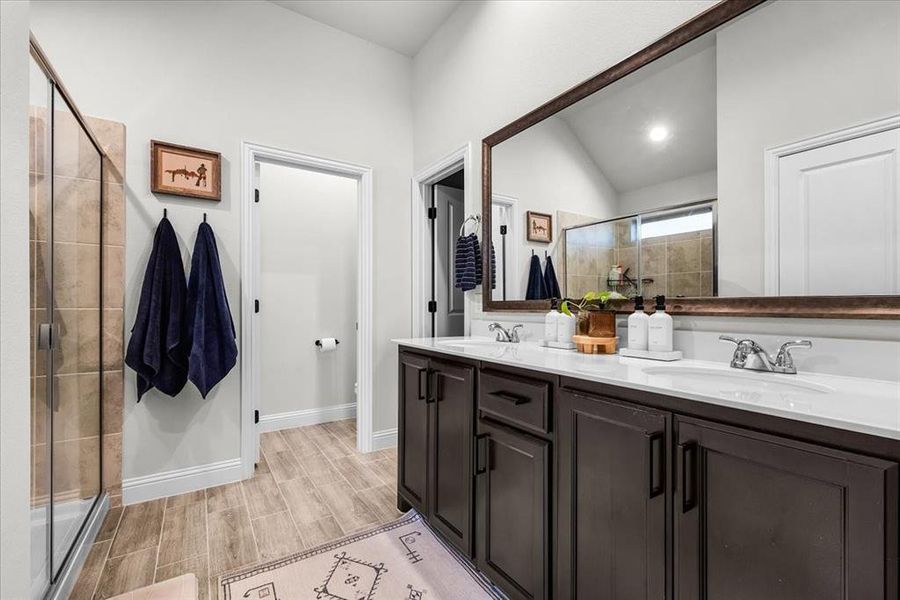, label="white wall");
[618,169,717,215]
[258,163,358,417]
[0,2,32,597]
[492,116,618,295]
[30,0,413,481]
[716,0,900,296]
[413,0,717,317]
